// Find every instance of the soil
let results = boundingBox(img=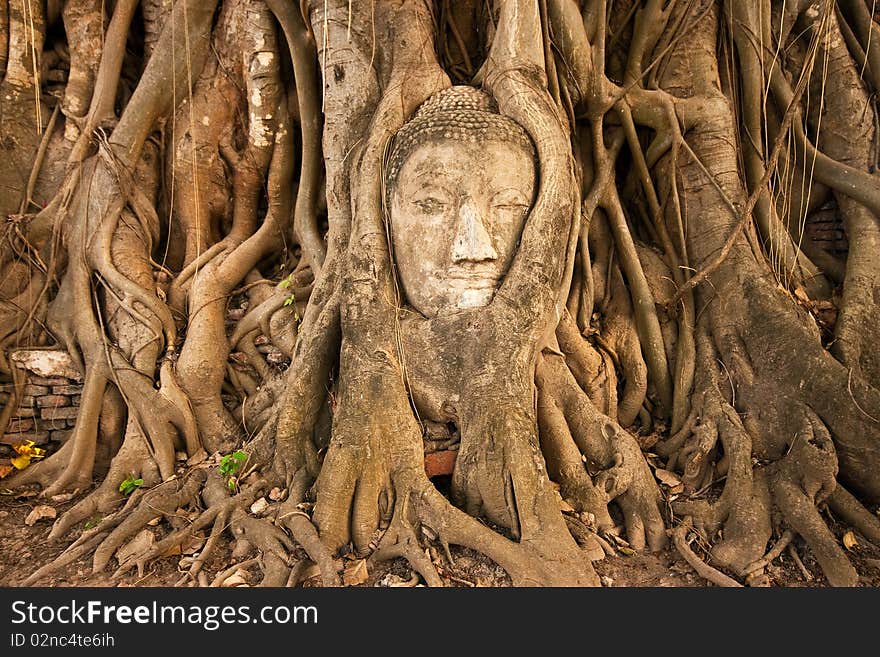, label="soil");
[2,481,878,588]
